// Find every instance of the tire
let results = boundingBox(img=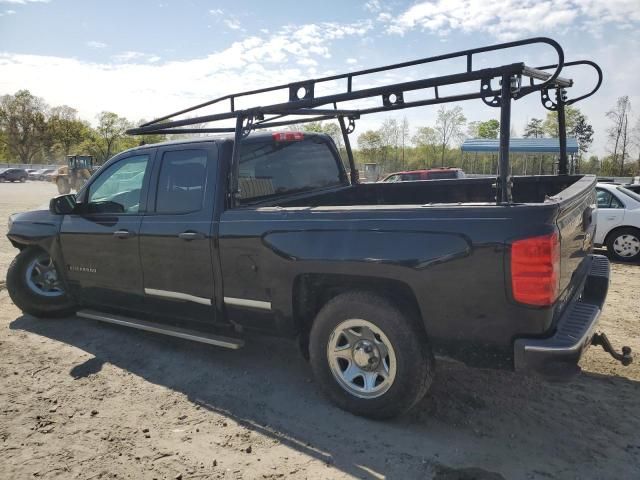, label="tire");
[6,247,76,318]
[309,291,435,419]
[20,176,26,183]
[606,227,640,262]
[56,177,70,195]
